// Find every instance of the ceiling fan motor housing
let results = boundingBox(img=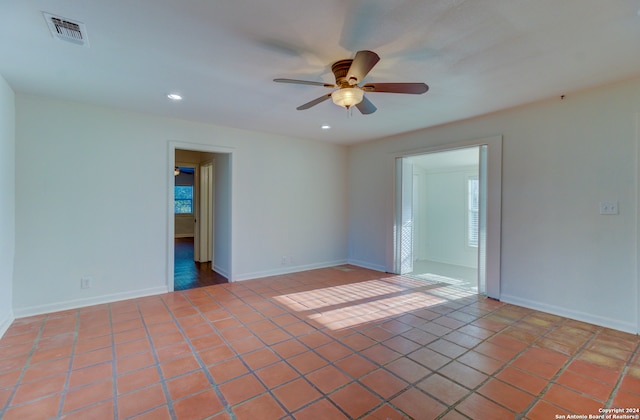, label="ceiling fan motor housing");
[332,60,356,87]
